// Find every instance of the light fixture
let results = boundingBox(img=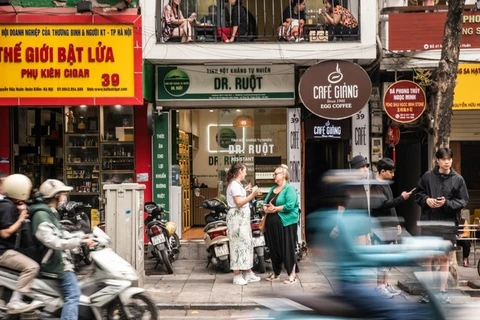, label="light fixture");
[232,115,254,128]
[76,0,92,14]
[209,109,214,112]
[236,109,241,112]
[80,105,87,108]
[115,104,122,109]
